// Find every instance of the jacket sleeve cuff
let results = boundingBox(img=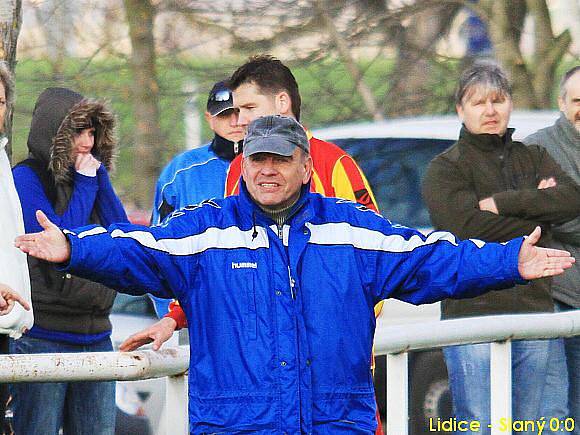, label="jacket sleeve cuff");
[493,190,521,216]
[56,230,81,271]
[506,236,527,285]
[164,301,187,330]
